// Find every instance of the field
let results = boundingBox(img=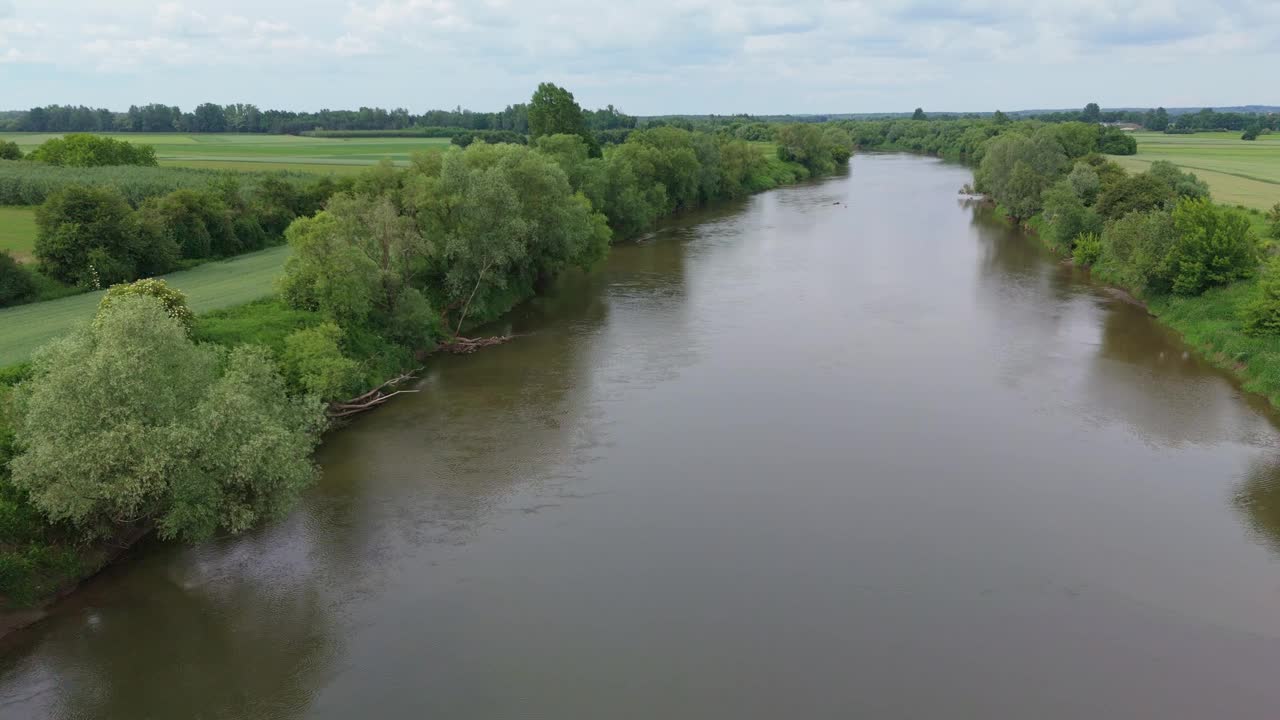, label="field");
[0,206,37,262]
[1112,131,1280,211]
[0,133,453,174]
[0,245,289,367]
